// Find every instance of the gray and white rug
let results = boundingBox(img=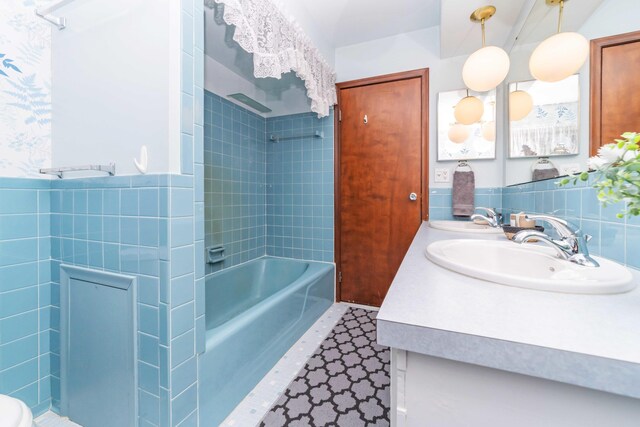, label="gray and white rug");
[260,308,390,427]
